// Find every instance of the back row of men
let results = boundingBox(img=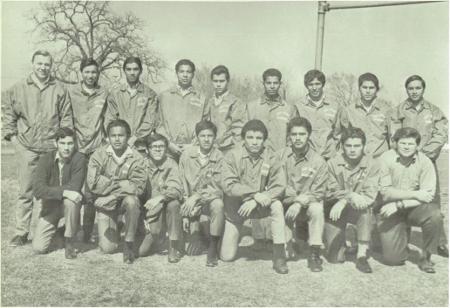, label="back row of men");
[3,50,448,275]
